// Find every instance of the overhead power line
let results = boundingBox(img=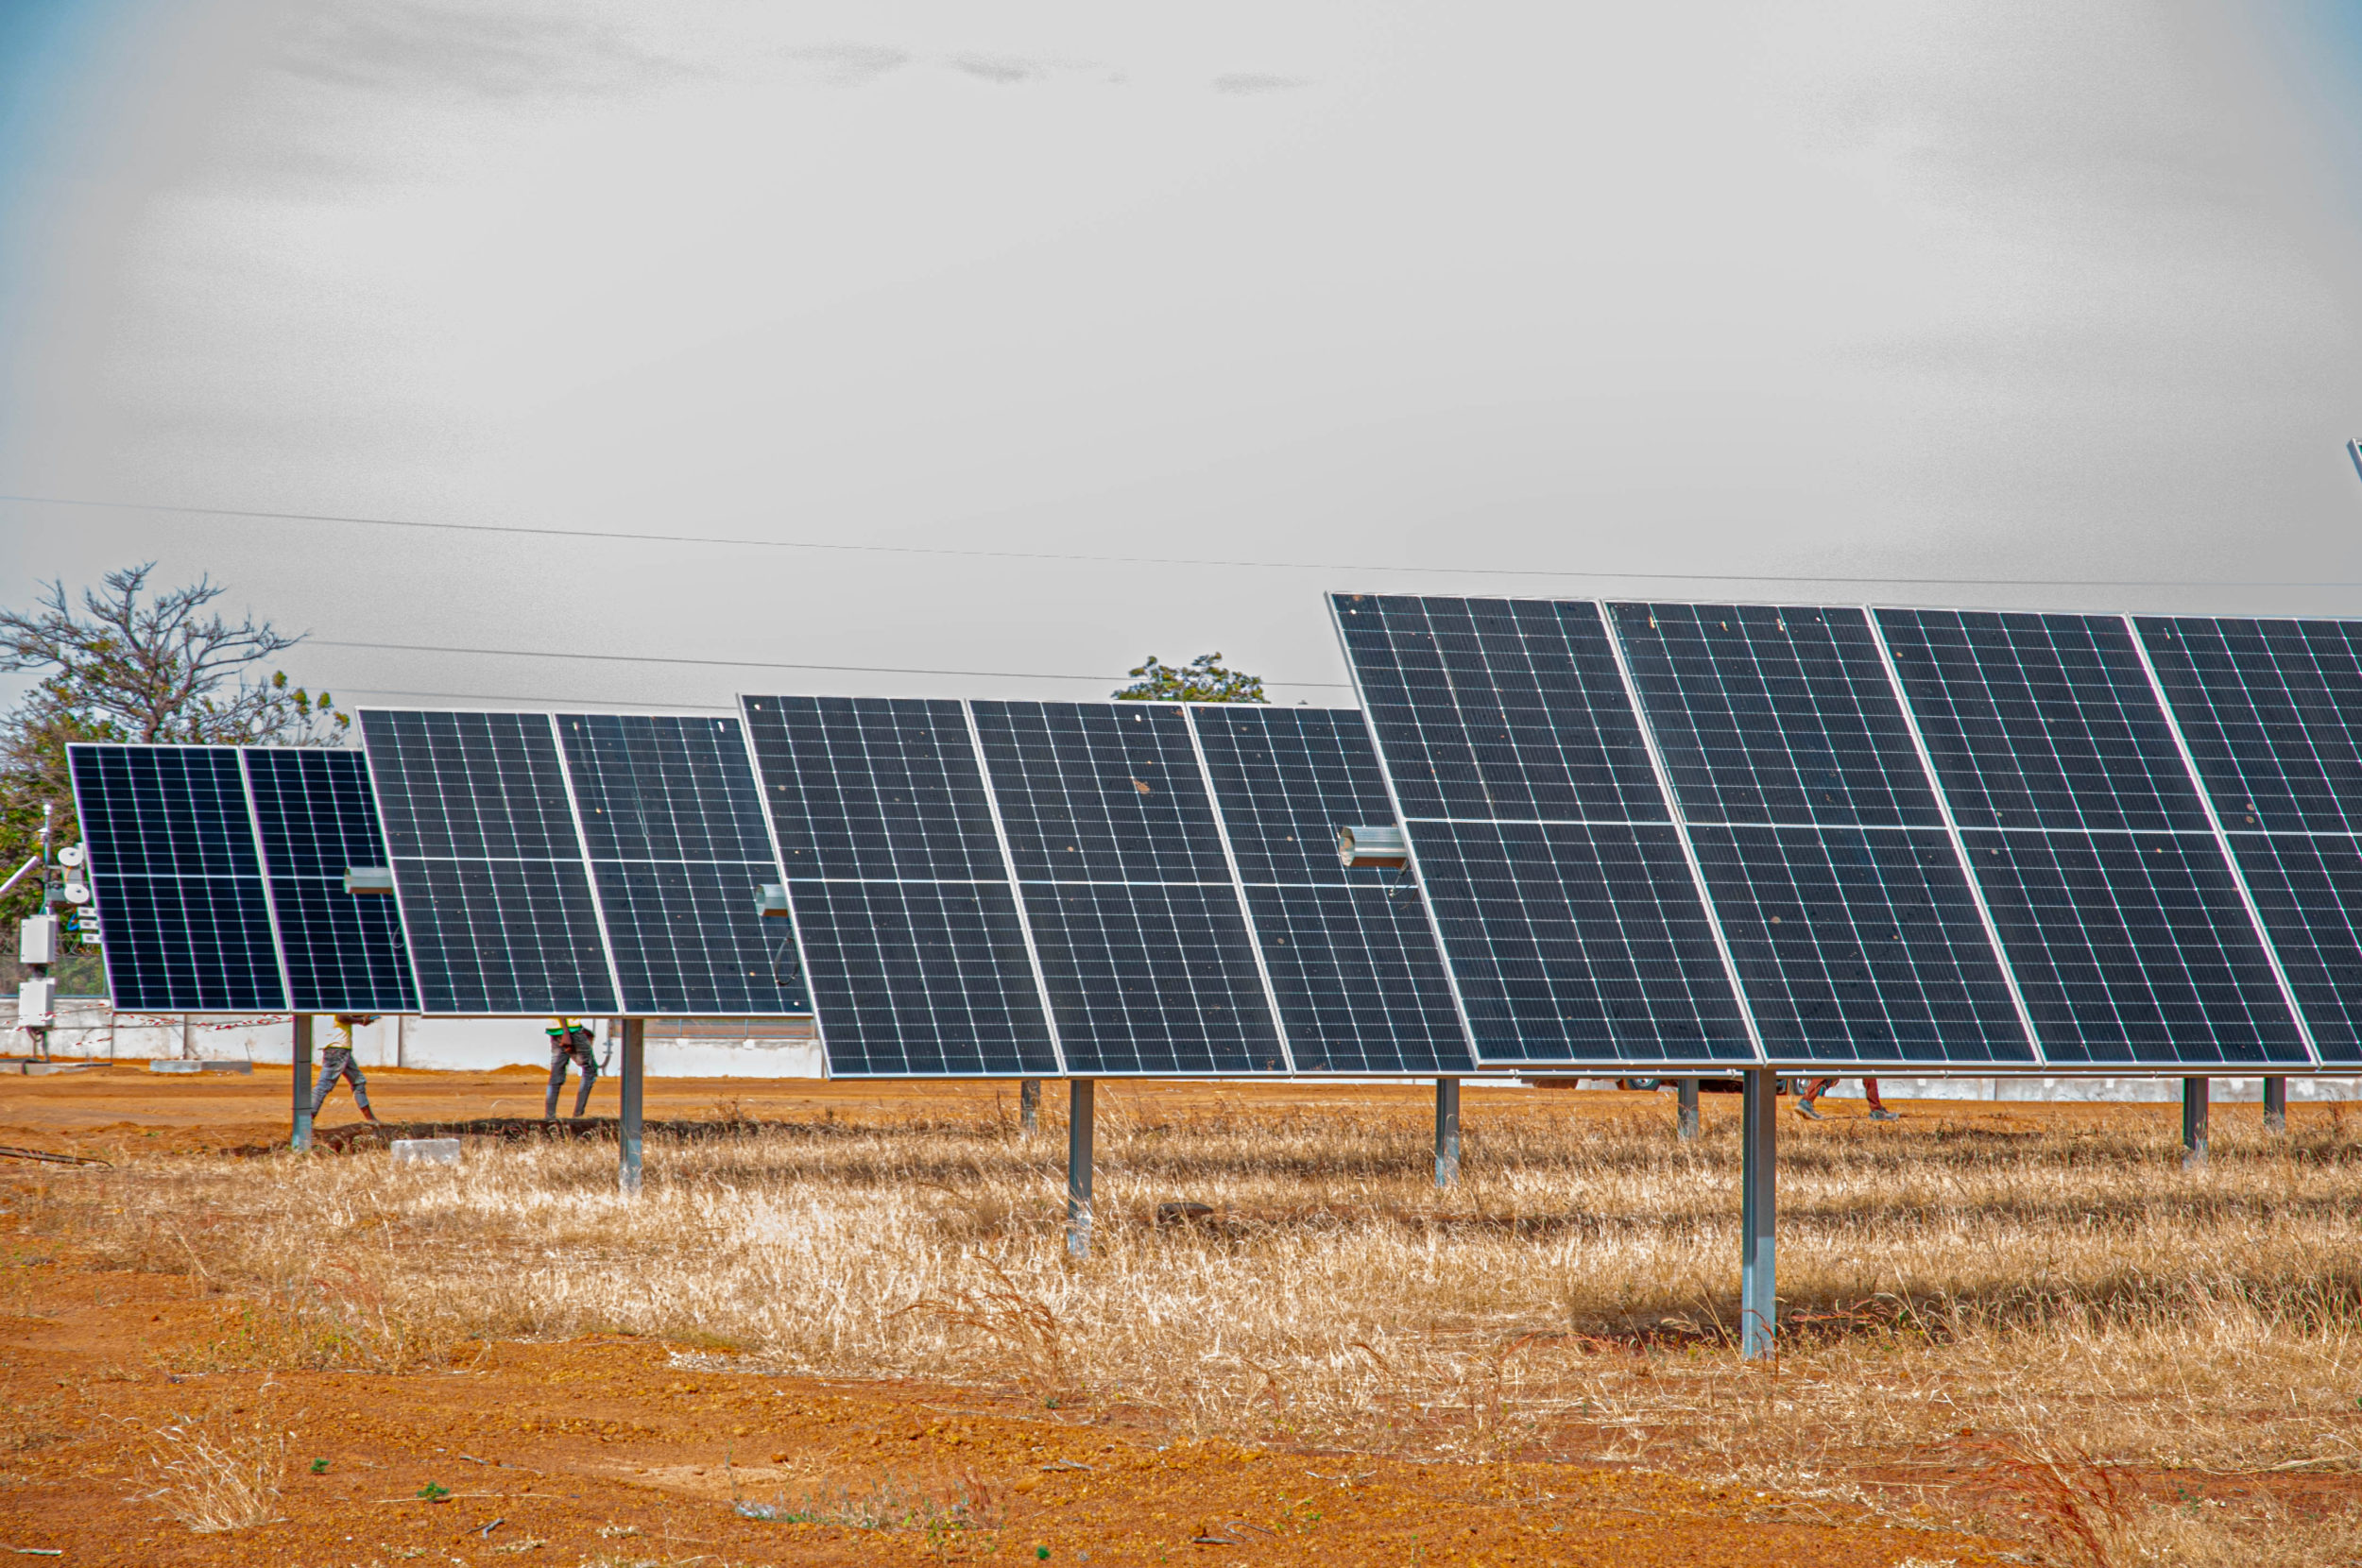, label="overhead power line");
[6,490,2357,590]
[306,638,1352,690]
